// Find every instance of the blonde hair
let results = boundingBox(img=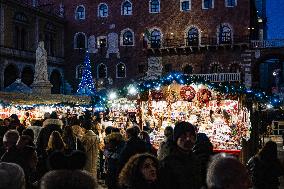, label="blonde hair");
[47,131,66,151]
